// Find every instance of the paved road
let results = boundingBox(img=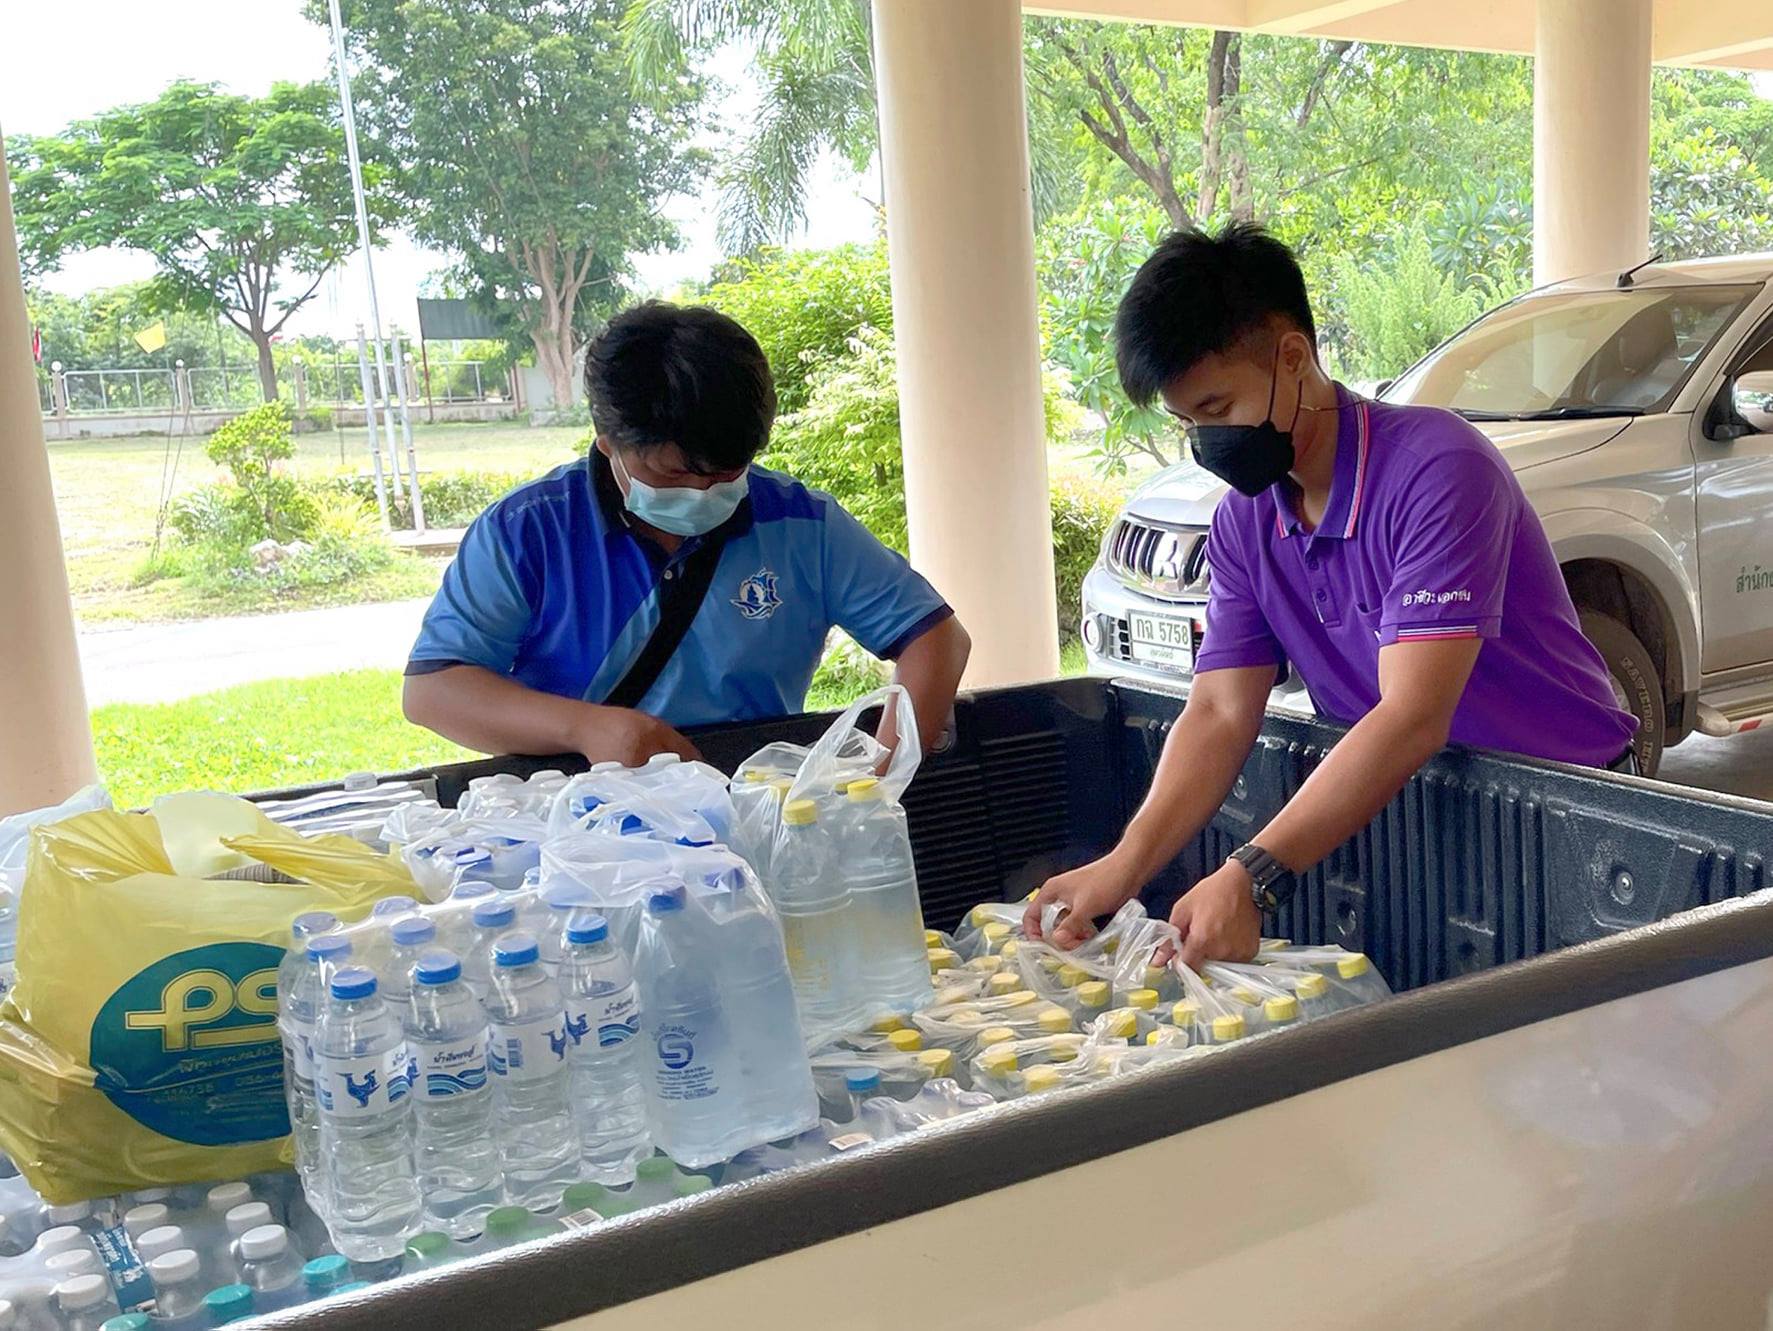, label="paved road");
[79,598,431,707]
